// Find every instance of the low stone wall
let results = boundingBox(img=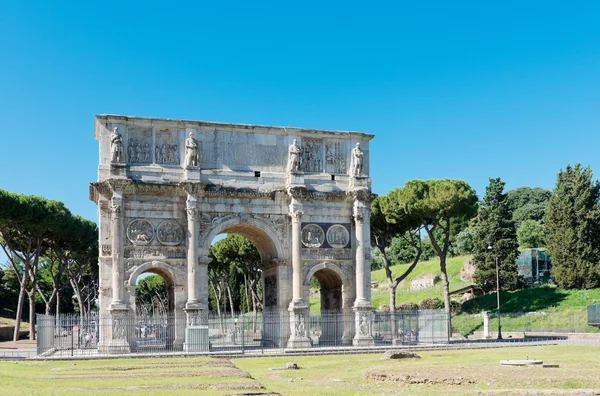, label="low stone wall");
[0,326,29,341]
